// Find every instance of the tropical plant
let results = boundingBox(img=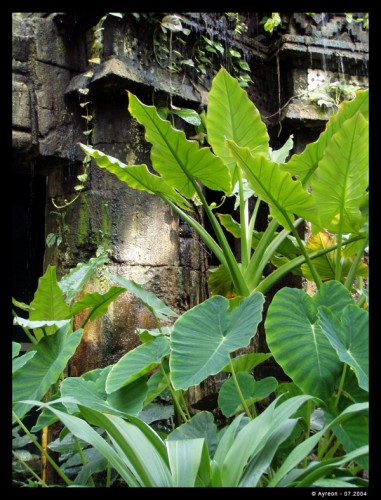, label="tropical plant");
[13,65,368,487]
[14,276,368,487]
[81,66,368,299]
